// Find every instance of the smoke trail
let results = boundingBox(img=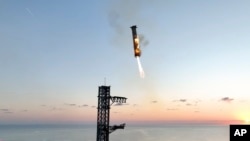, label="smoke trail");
[136,57,145,78]
[107,0,150,47]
